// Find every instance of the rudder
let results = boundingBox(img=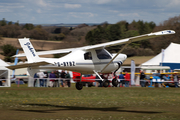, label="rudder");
[18,38,39,63]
